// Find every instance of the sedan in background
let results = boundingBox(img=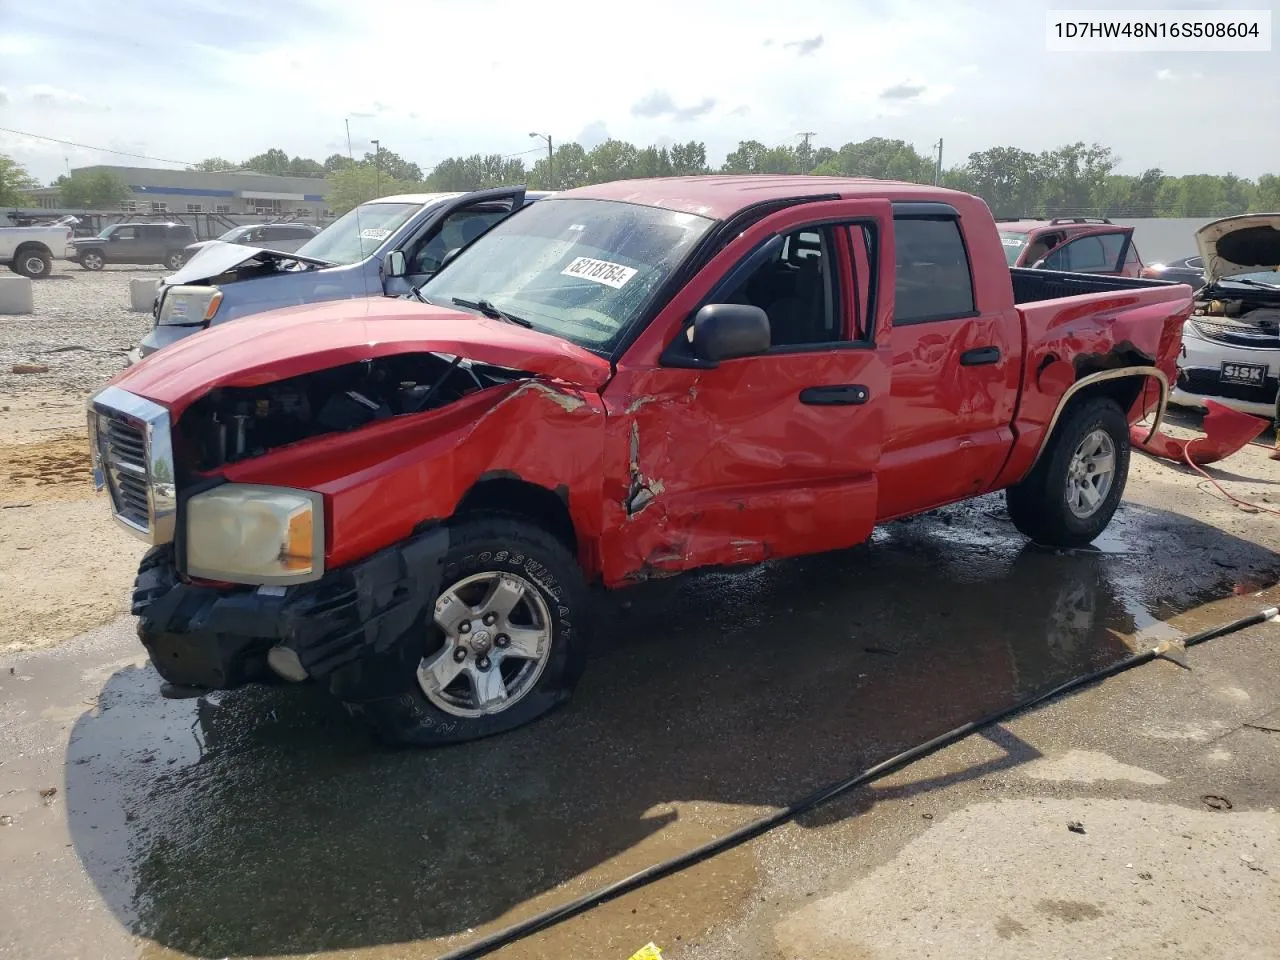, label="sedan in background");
[1141,254,1207,291]
[182,222,320,261]
[1171,215,1280,420]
